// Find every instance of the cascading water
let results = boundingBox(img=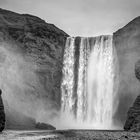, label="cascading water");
[61,35,118,129]
[61,37,75,114]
